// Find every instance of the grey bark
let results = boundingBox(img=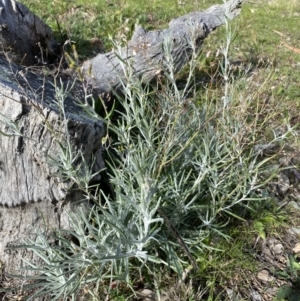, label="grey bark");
[0,55,105,272]
[0,55,104,207]
[82,0,243,102]
[0,0,60,65]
